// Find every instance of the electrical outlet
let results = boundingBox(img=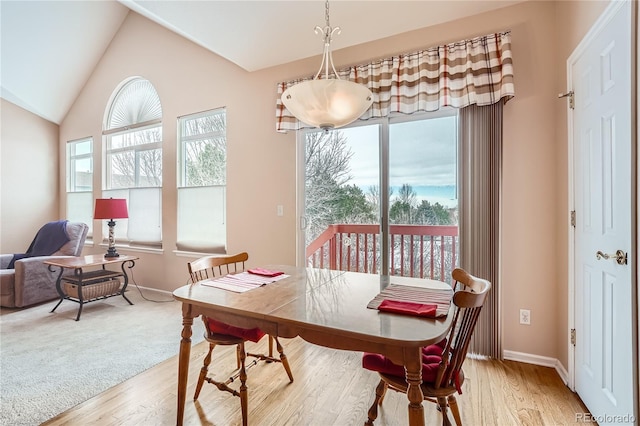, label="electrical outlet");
[520,309,531,325]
